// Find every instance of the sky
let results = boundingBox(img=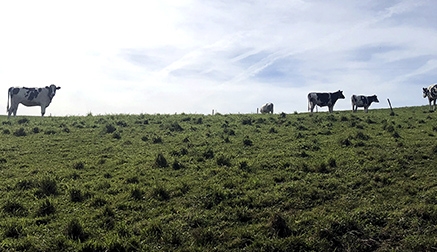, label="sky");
[0,0,436,116]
